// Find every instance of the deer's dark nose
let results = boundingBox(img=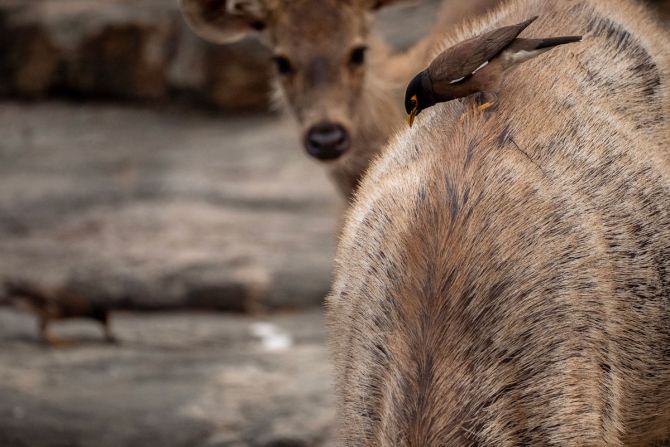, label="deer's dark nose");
[304,122,349,160]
